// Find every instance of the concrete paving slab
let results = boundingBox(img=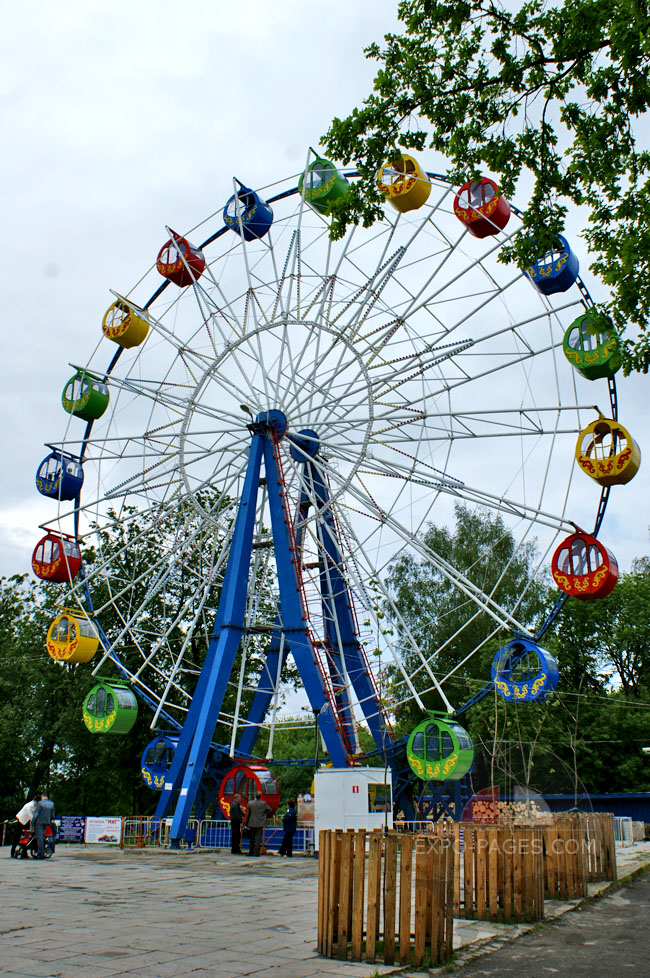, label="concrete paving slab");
[2,840,650,978]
